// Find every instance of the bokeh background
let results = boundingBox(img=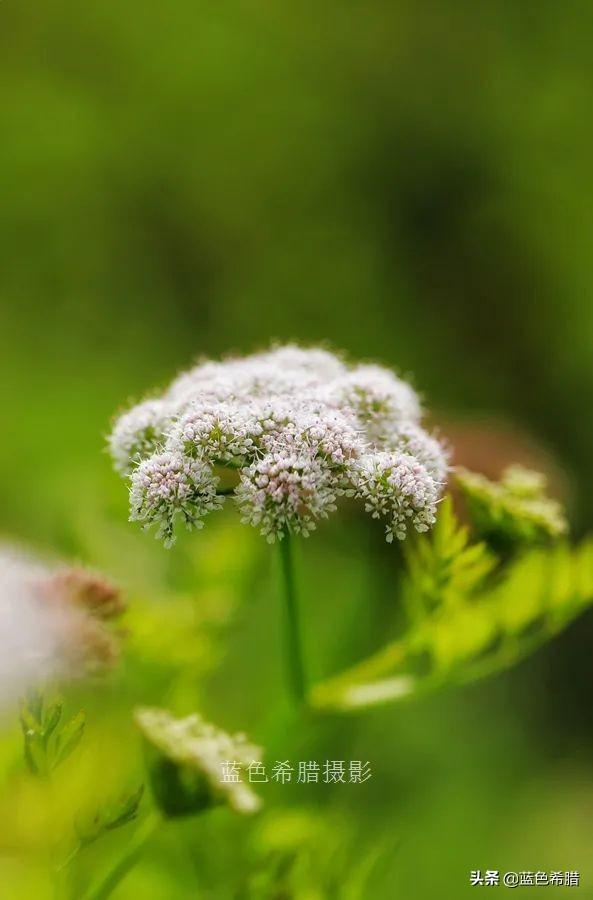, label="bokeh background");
[1,1,593,897]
